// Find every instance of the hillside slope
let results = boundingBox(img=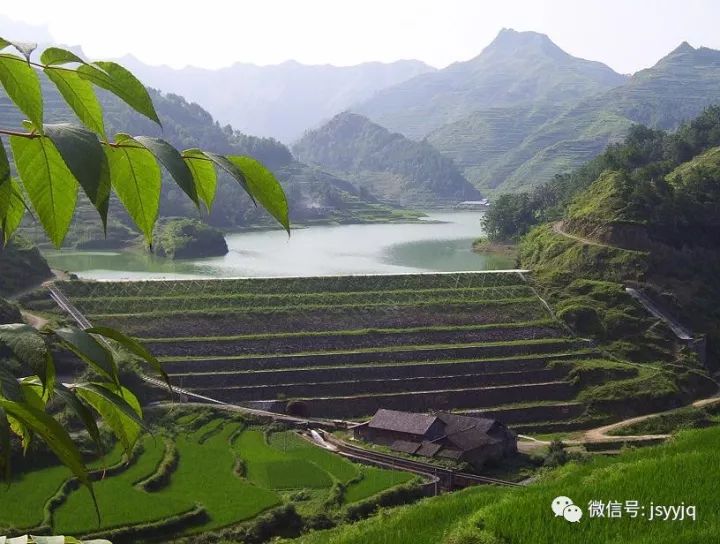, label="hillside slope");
[293,426,720,544]
[354,28,626,139]
[117,56,434,143]
[431,42,720,194]
[1,76,408,248]
[516,107,720,367]
[293,113,481,206]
